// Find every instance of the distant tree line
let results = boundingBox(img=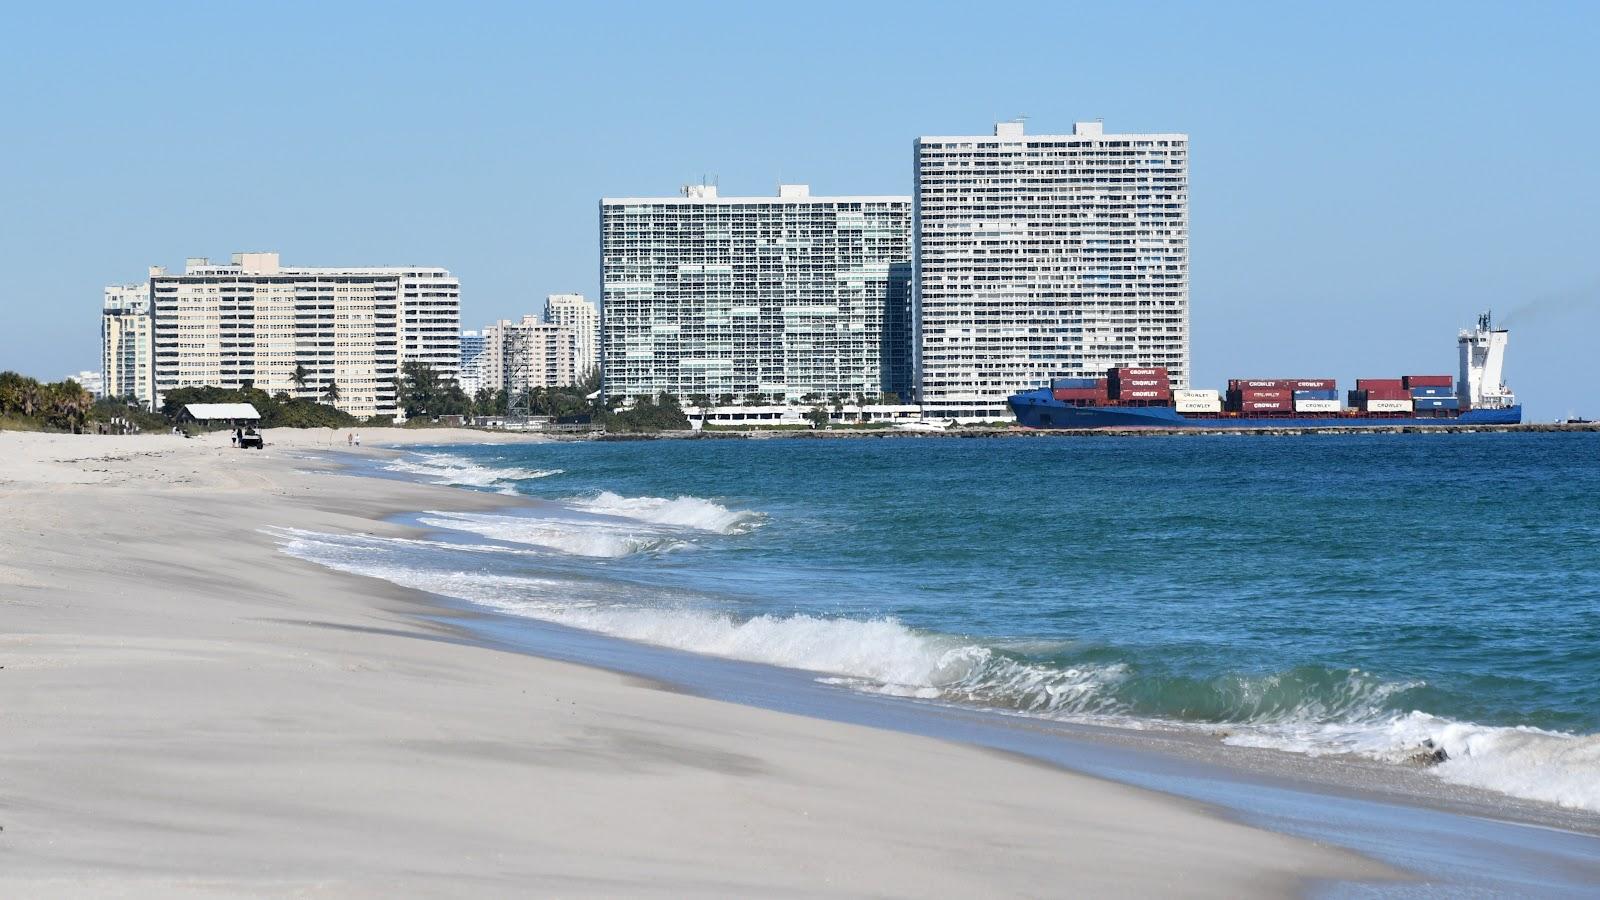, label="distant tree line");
[0,372,97,432]
[160,386,363,430]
